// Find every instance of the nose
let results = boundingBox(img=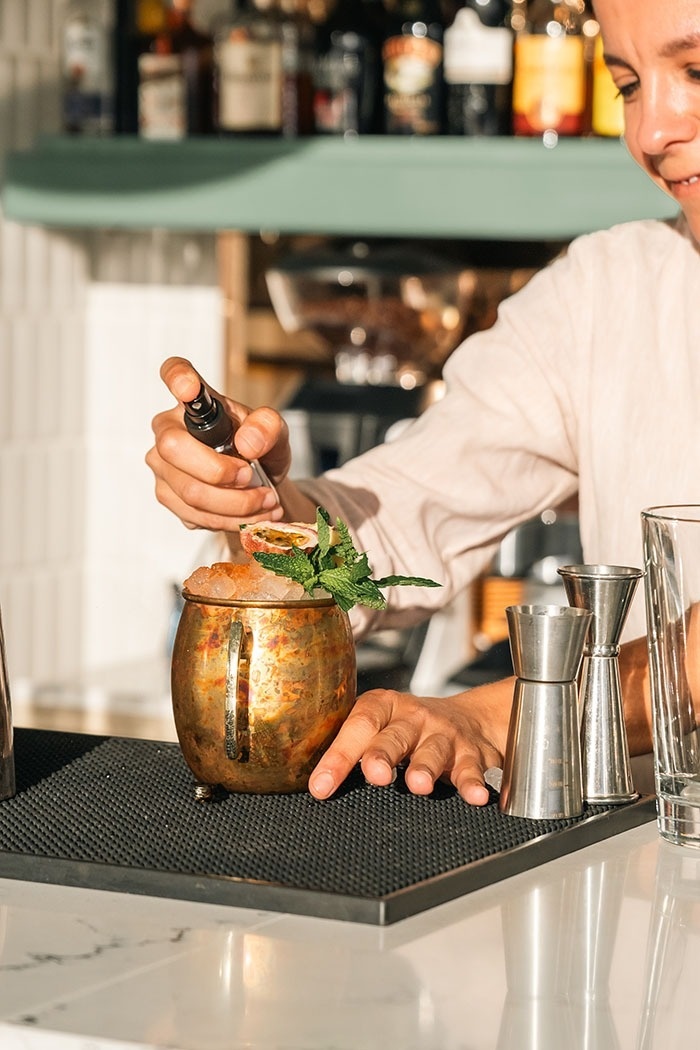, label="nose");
[633,76,696,156]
